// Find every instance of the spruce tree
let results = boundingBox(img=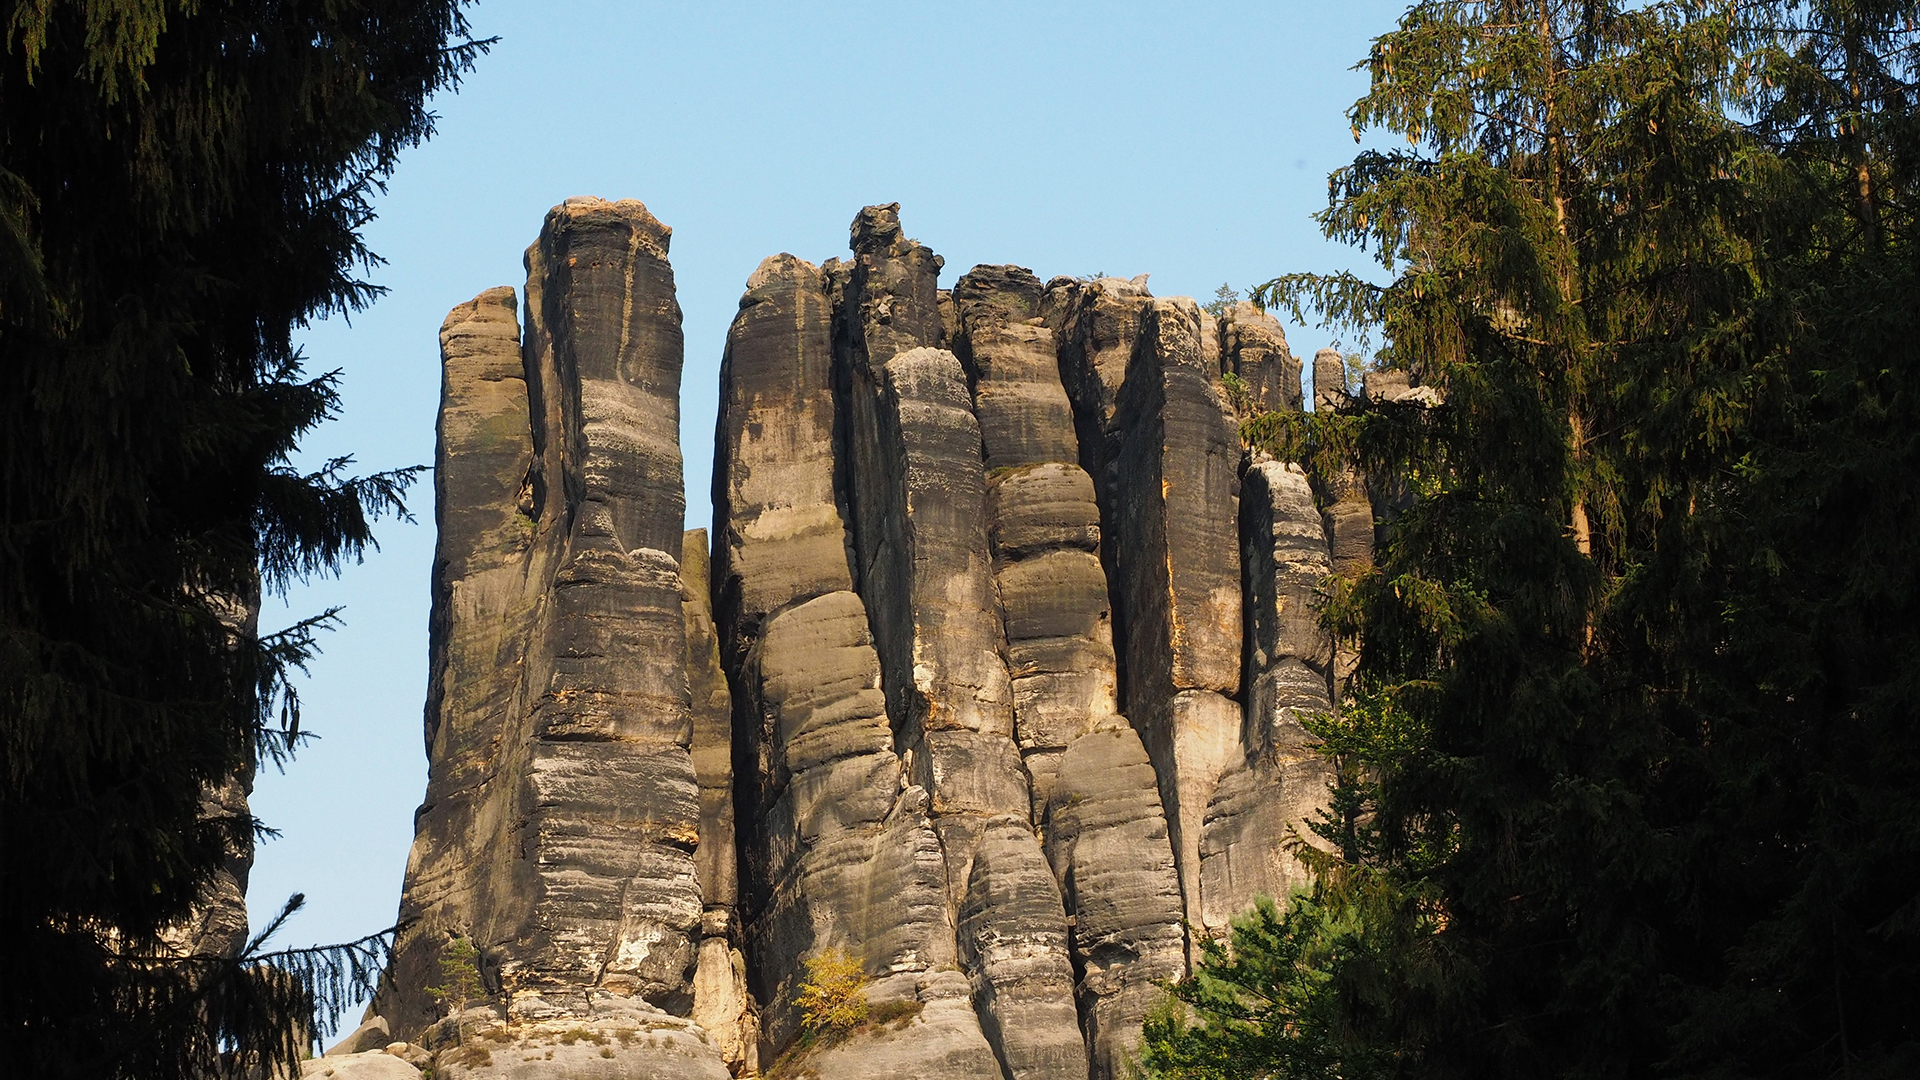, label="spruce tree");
[1145,2,1920,1076]
[0,3,486,1077]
